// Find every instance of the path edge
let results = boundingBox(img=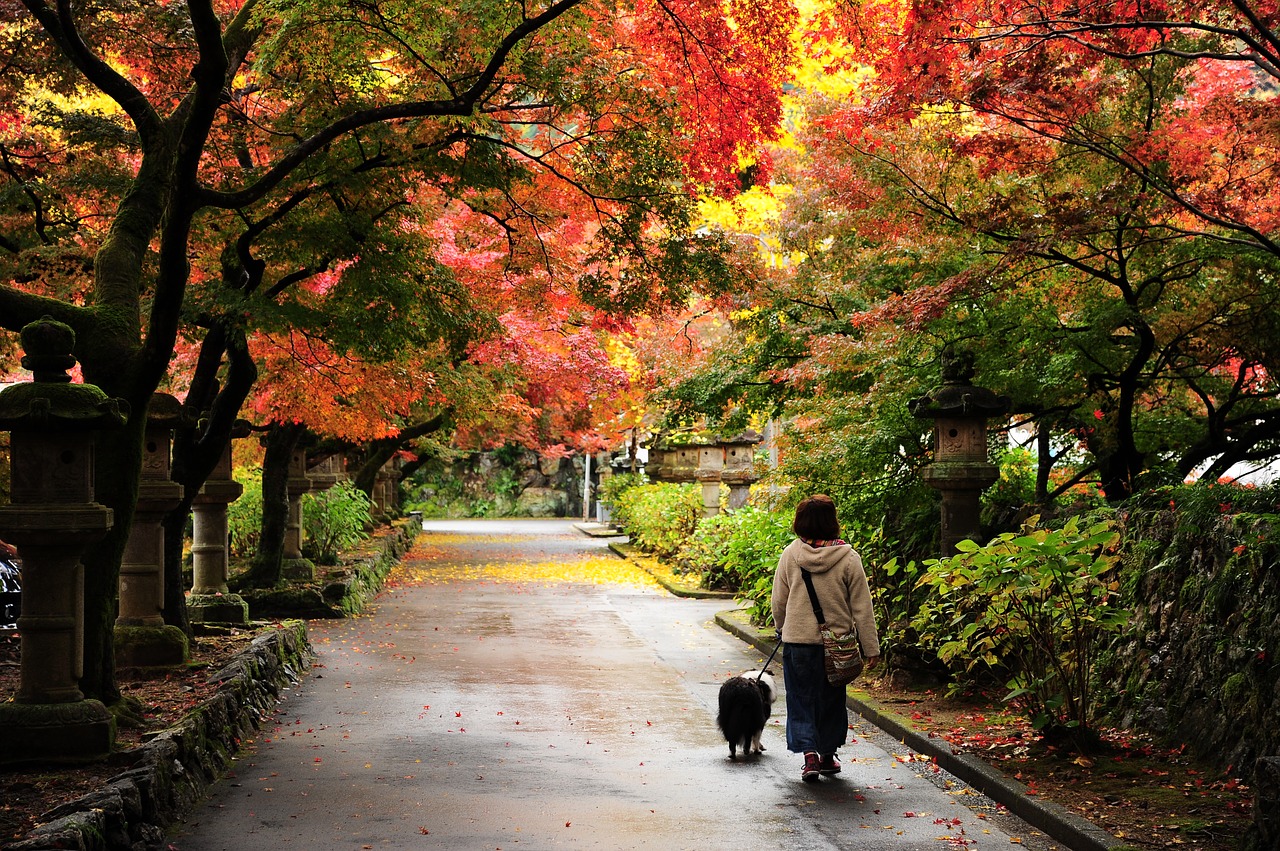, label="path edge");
[715,608,1139,851]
